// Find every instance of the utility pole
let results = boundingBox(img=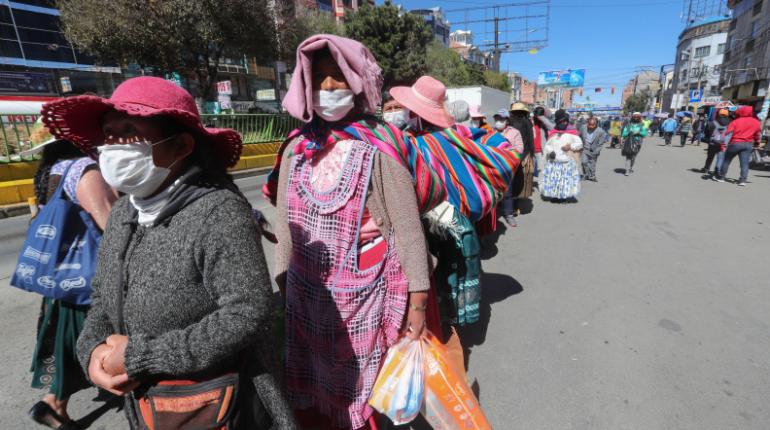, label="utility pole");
[633,74,639,96]
[493,16,501,72]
